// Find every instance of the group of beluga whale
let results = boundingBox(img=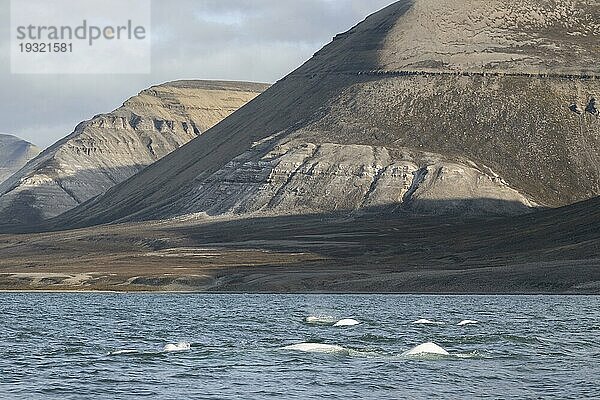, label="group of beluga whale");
[280,316,480,358]
[108,317,480,357]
